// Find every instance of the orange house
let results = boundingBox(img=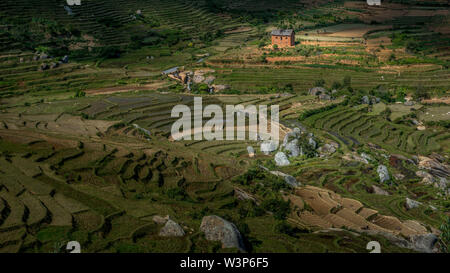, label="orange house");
[271,29,295,48]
